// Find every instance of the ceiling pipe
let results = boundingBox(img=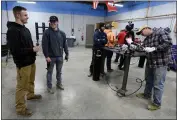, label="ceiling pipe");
[106,13,176,23]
